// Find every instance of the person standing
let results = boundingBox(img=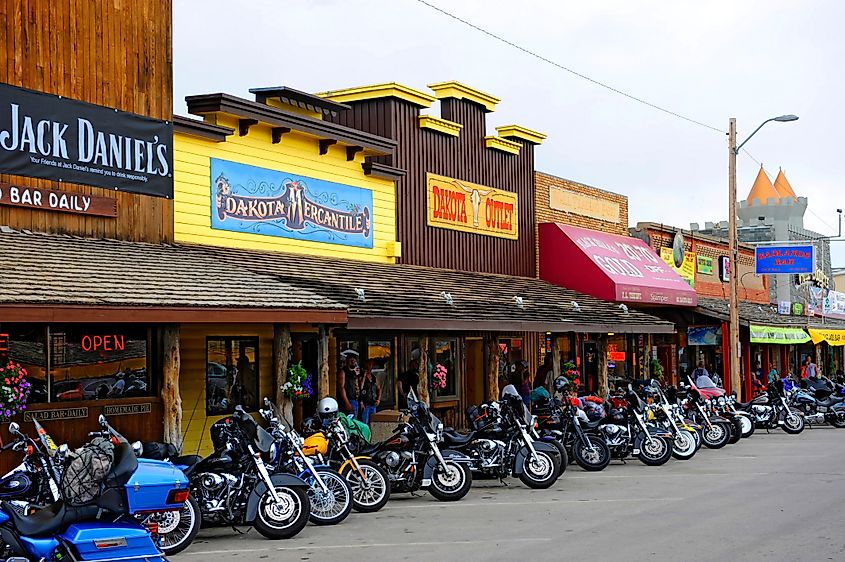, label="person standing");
[359,360,382,425]
[535,353,554,390]
[805,355,818,379]
[397,349,421,409]
[692,361,710,386]
[338,350,361,418]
